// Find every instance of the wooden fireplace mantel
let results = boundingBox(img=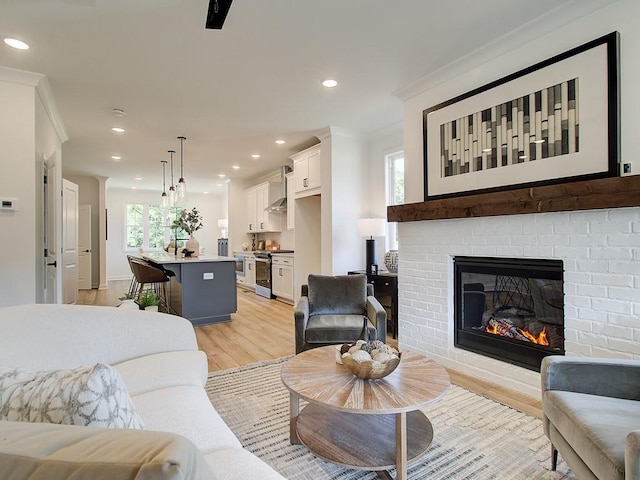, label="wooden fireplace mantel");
[387,175,640,223]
